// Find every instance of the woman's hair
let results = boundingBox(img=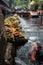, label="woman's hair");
[36,42,41,50]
